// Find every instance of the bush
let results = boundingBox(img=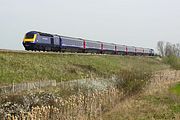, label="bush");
[115,68,152,95]
[163,55,180,70]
